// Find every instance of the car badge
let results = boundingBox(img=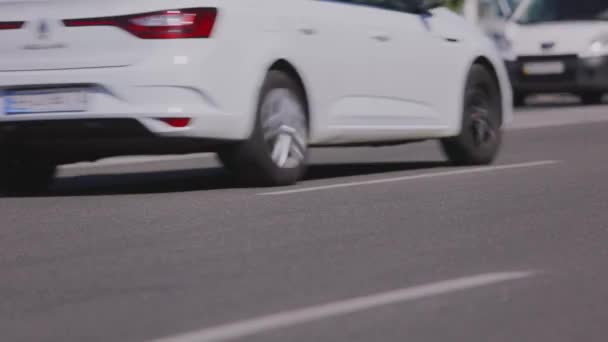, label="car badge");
[23,19,66,50]
[38,20,50,40]
[541,42,555,51]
